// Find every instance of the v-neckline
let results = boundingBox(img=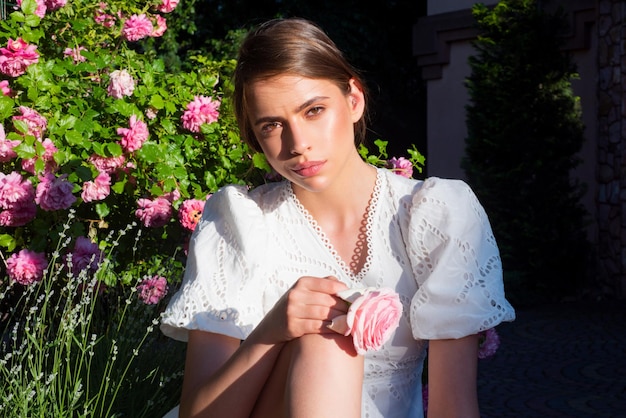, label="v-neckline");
[287,168,383,281]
